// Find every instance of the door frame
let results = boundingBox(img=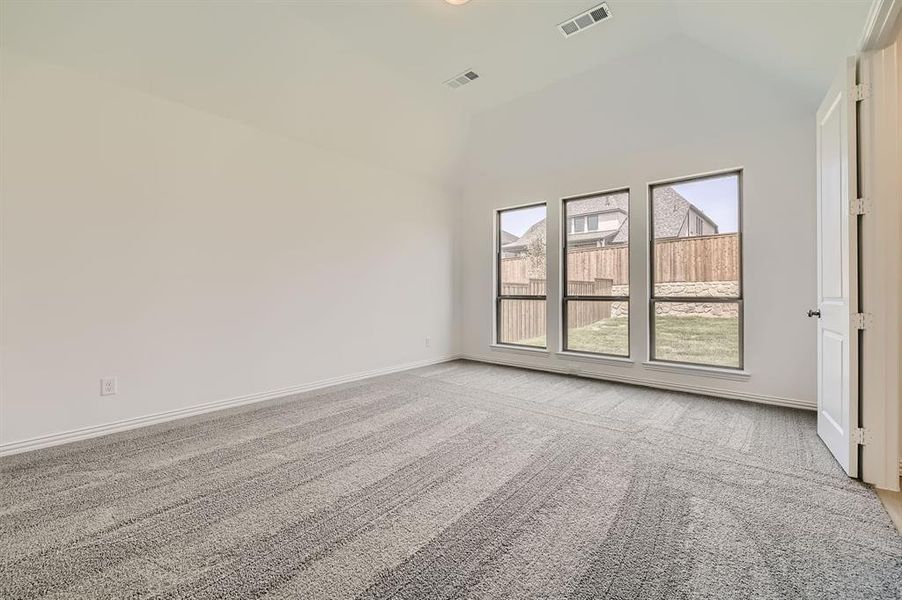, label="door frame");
[858,34,902,491]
